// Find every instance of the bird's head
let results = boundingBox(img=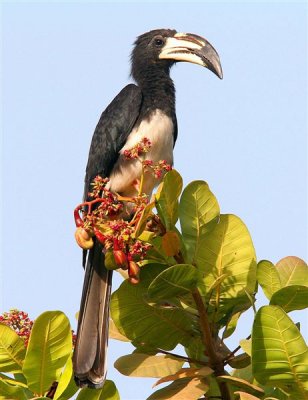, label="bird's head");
[131,28,223,82]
